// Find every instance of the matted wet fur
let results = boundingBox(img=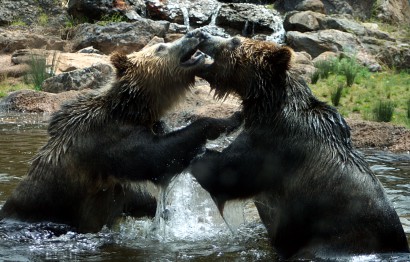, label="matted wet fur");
[0,32,242,233]
[190,32,409,259]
